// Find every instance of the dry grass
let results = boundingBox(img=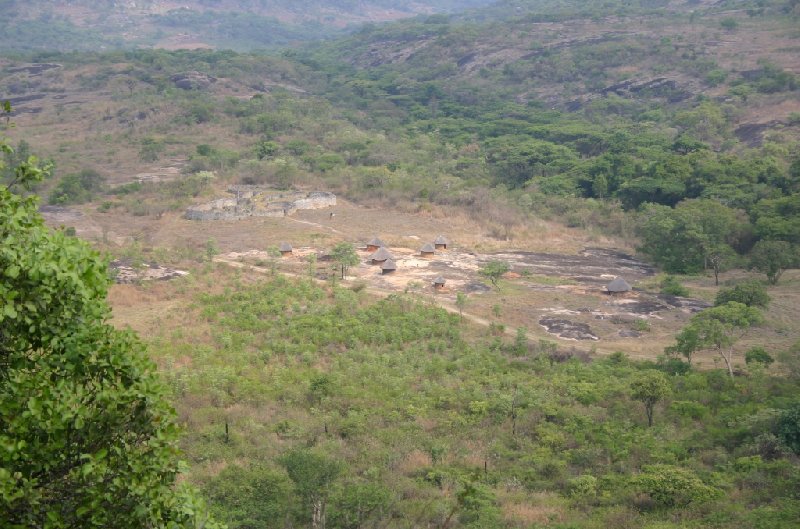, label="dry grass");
[396,449,432,475]
[498,490,566,527]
